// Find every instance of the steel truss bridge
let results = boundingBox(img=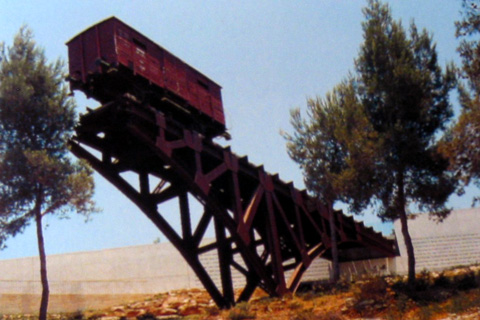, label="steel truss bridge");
[70,96,396,308]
